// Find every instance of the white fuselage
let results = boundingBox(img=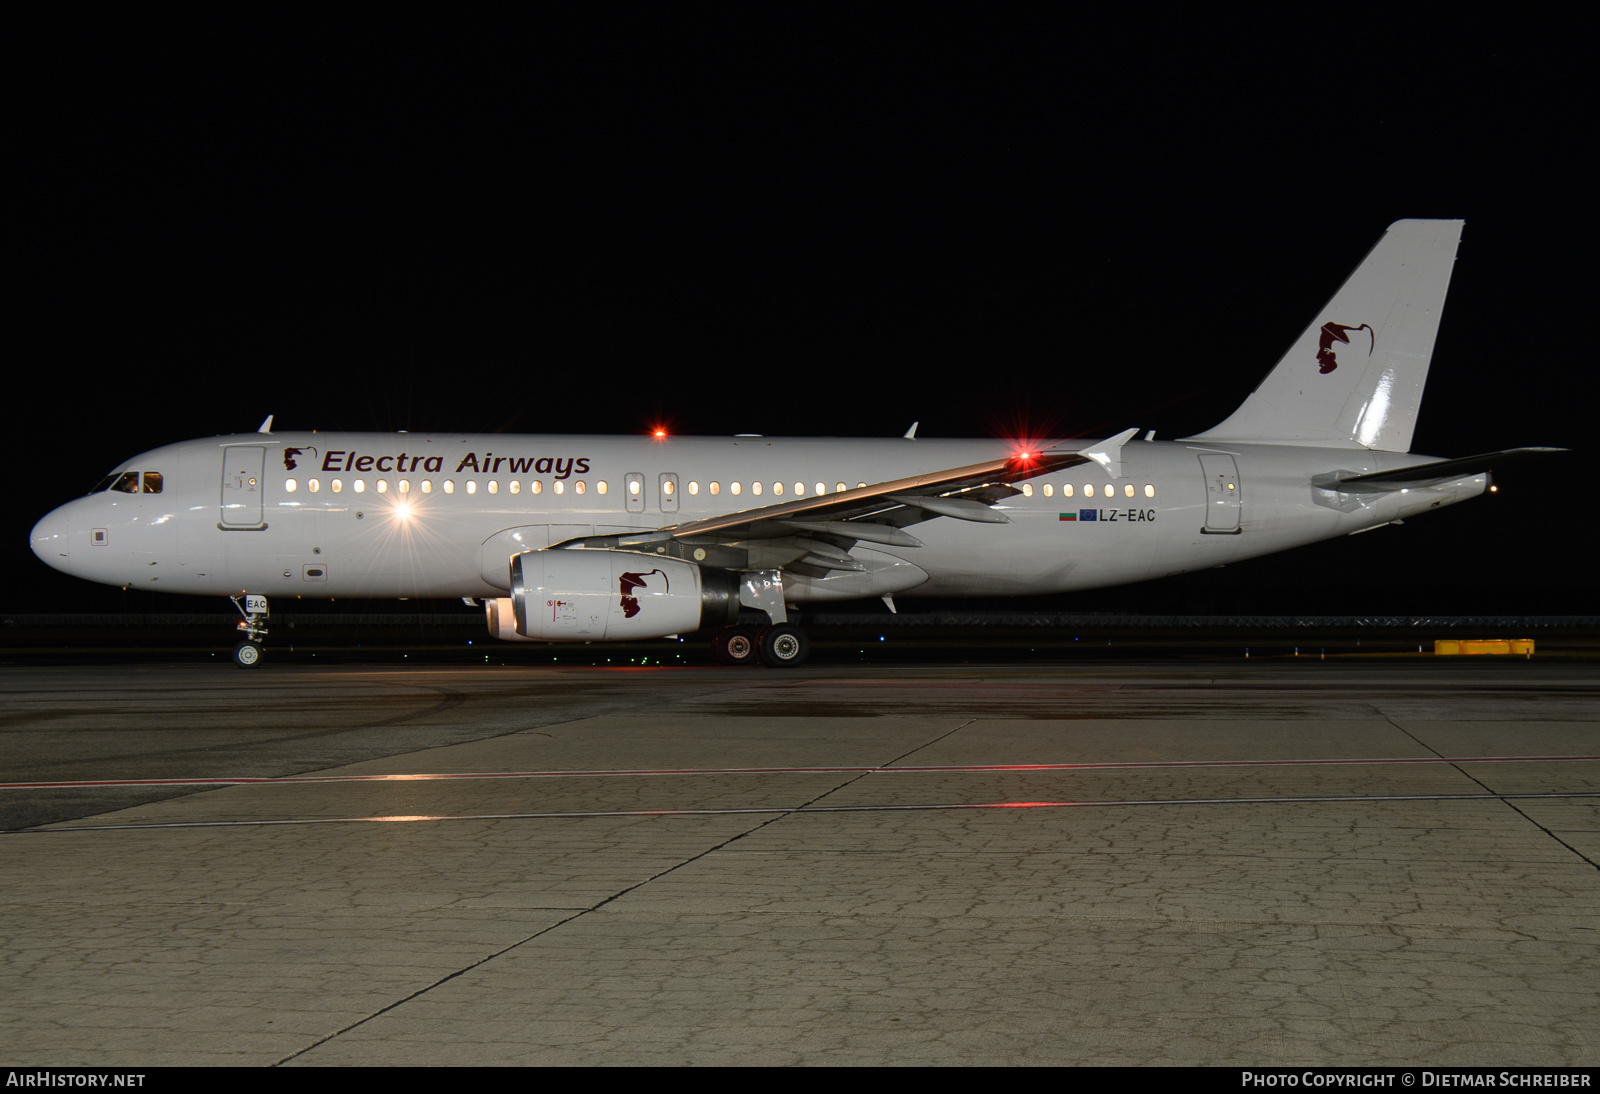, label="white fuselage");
[30,432,1486,605]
